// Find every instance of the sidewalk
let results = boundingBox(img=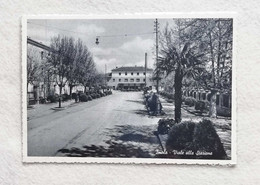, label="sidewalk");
[27,100,77,121]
